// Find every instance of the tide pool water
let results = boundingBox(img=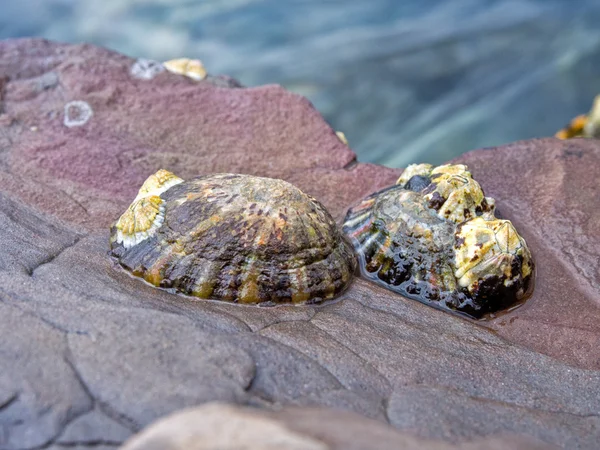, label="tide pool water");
[2,0,600,166]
